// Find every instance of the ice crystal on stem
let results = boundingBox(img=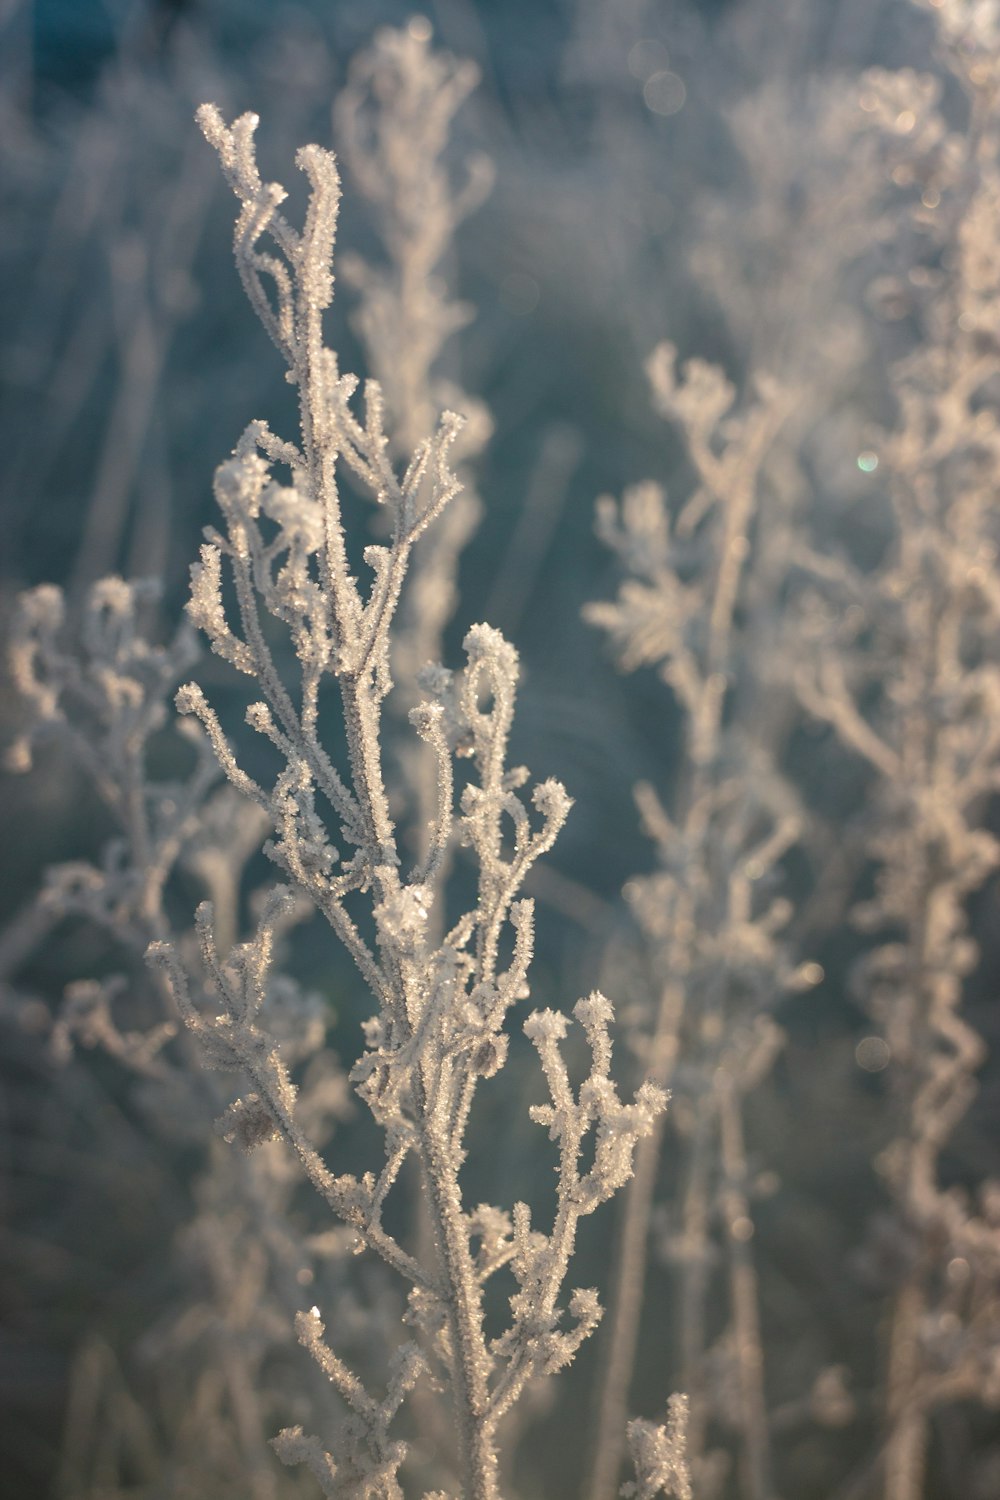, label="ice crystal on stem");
[621,1394,693,1500]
